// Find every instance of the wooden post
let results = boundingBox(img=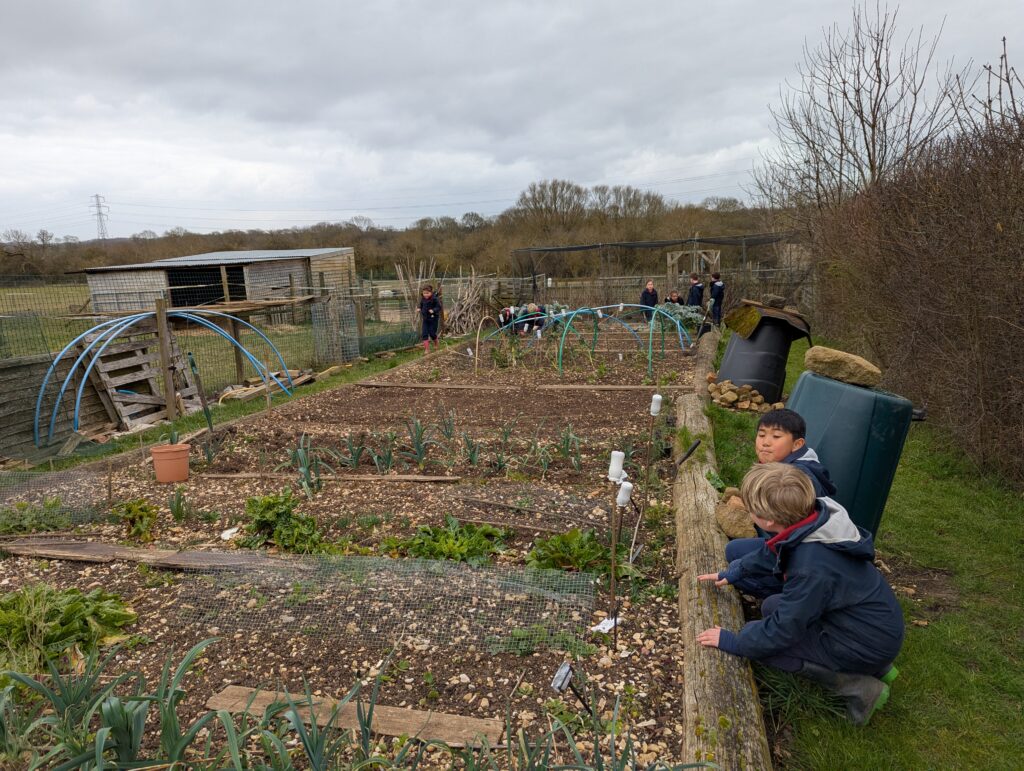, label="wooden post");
[318,271,327,296]
[354,298,366,340]
[289,274,299,325]
[264,360,274,412]
[155,298,177,422]
[371,287,381,322]
[221,265,246,384]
